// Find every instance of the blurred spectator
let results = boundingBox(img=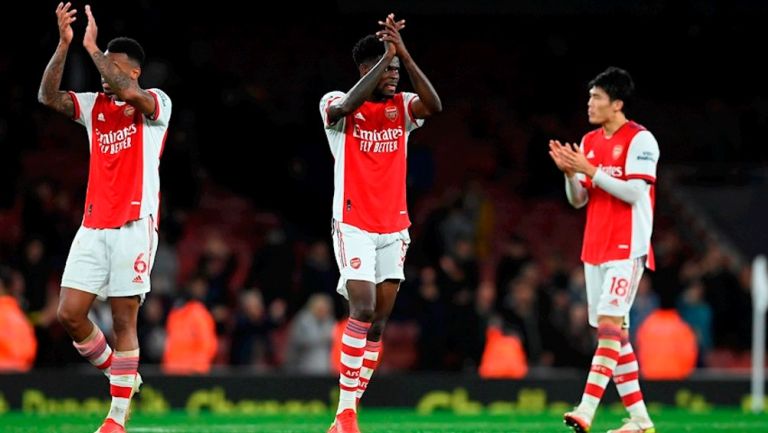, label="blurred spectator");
[0,266,37,371]
[629,275,659,342]
[556,304,595,368]
[499,277,545,365]
[283,293,335,374]
[478,326,527,378]
[298,240,337,316]
[150,233,179,298]
[138,297,167,364]
[197,231,236,306]
[495,236,532,305]
[699,243,751,351]
[15,237,52,313]
[677,280,713,367]
[229,289,284,367]
[247,226,294,305]
[162,283,217,374]
[636,308,697,379]
[415,266,450,370]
